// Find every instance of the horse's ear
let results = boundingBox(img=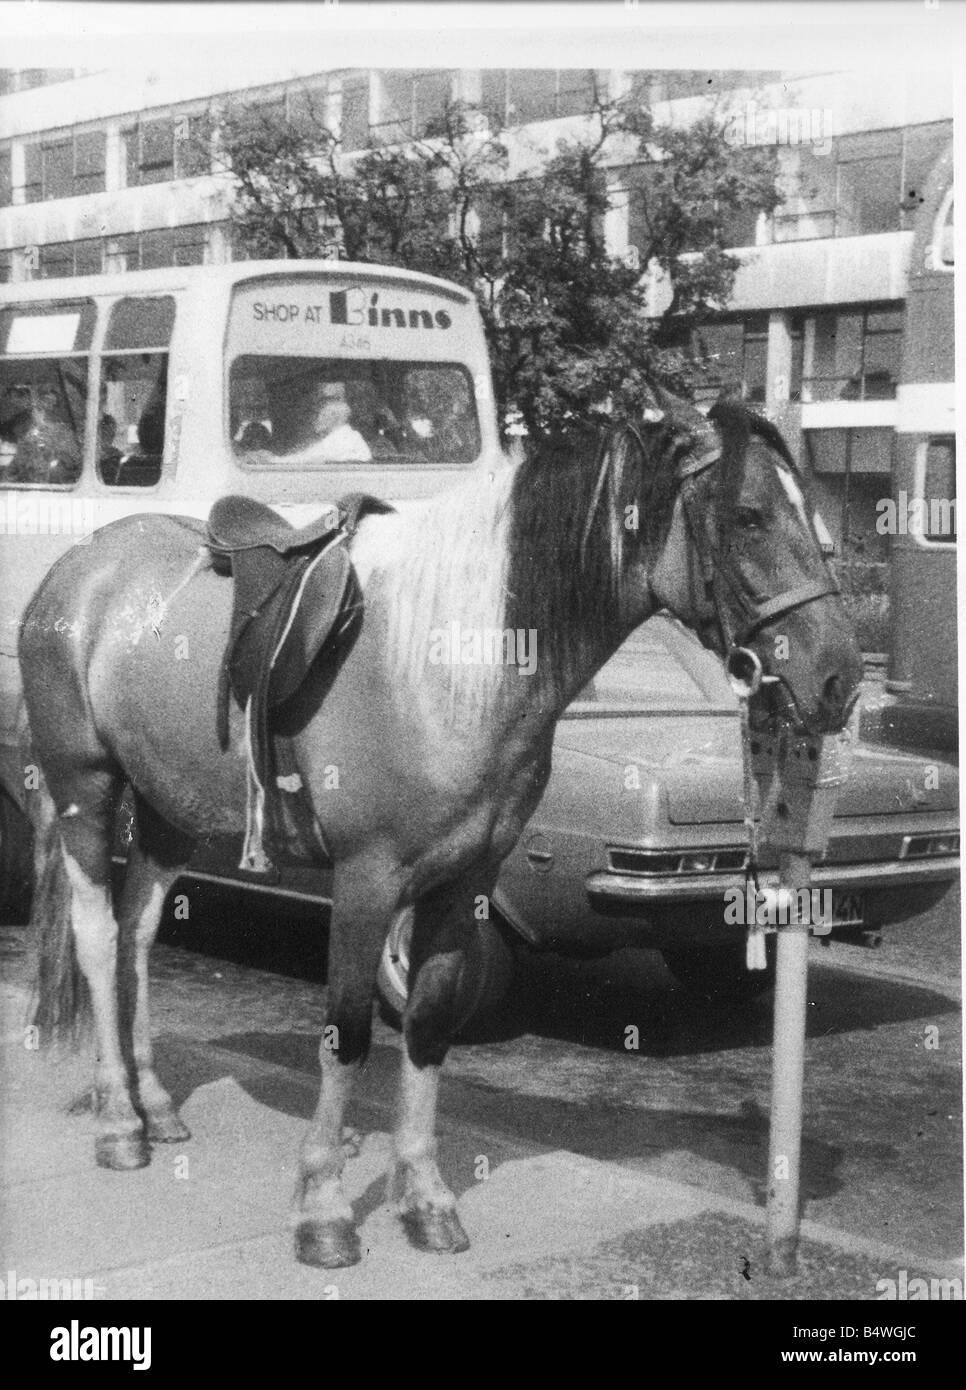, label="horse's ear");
[707,399,752,495]
[646,382,719,463]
